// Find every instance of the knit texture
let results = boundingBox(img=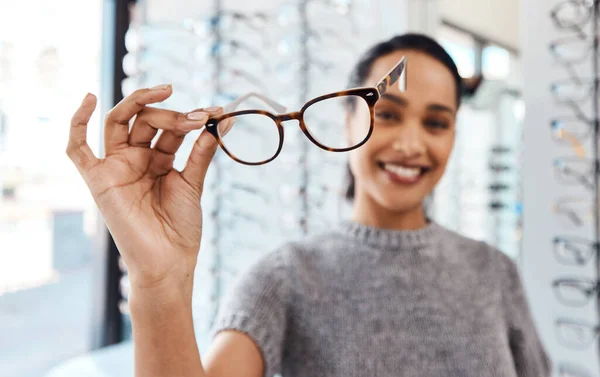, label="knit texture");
[210,220,551,377]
